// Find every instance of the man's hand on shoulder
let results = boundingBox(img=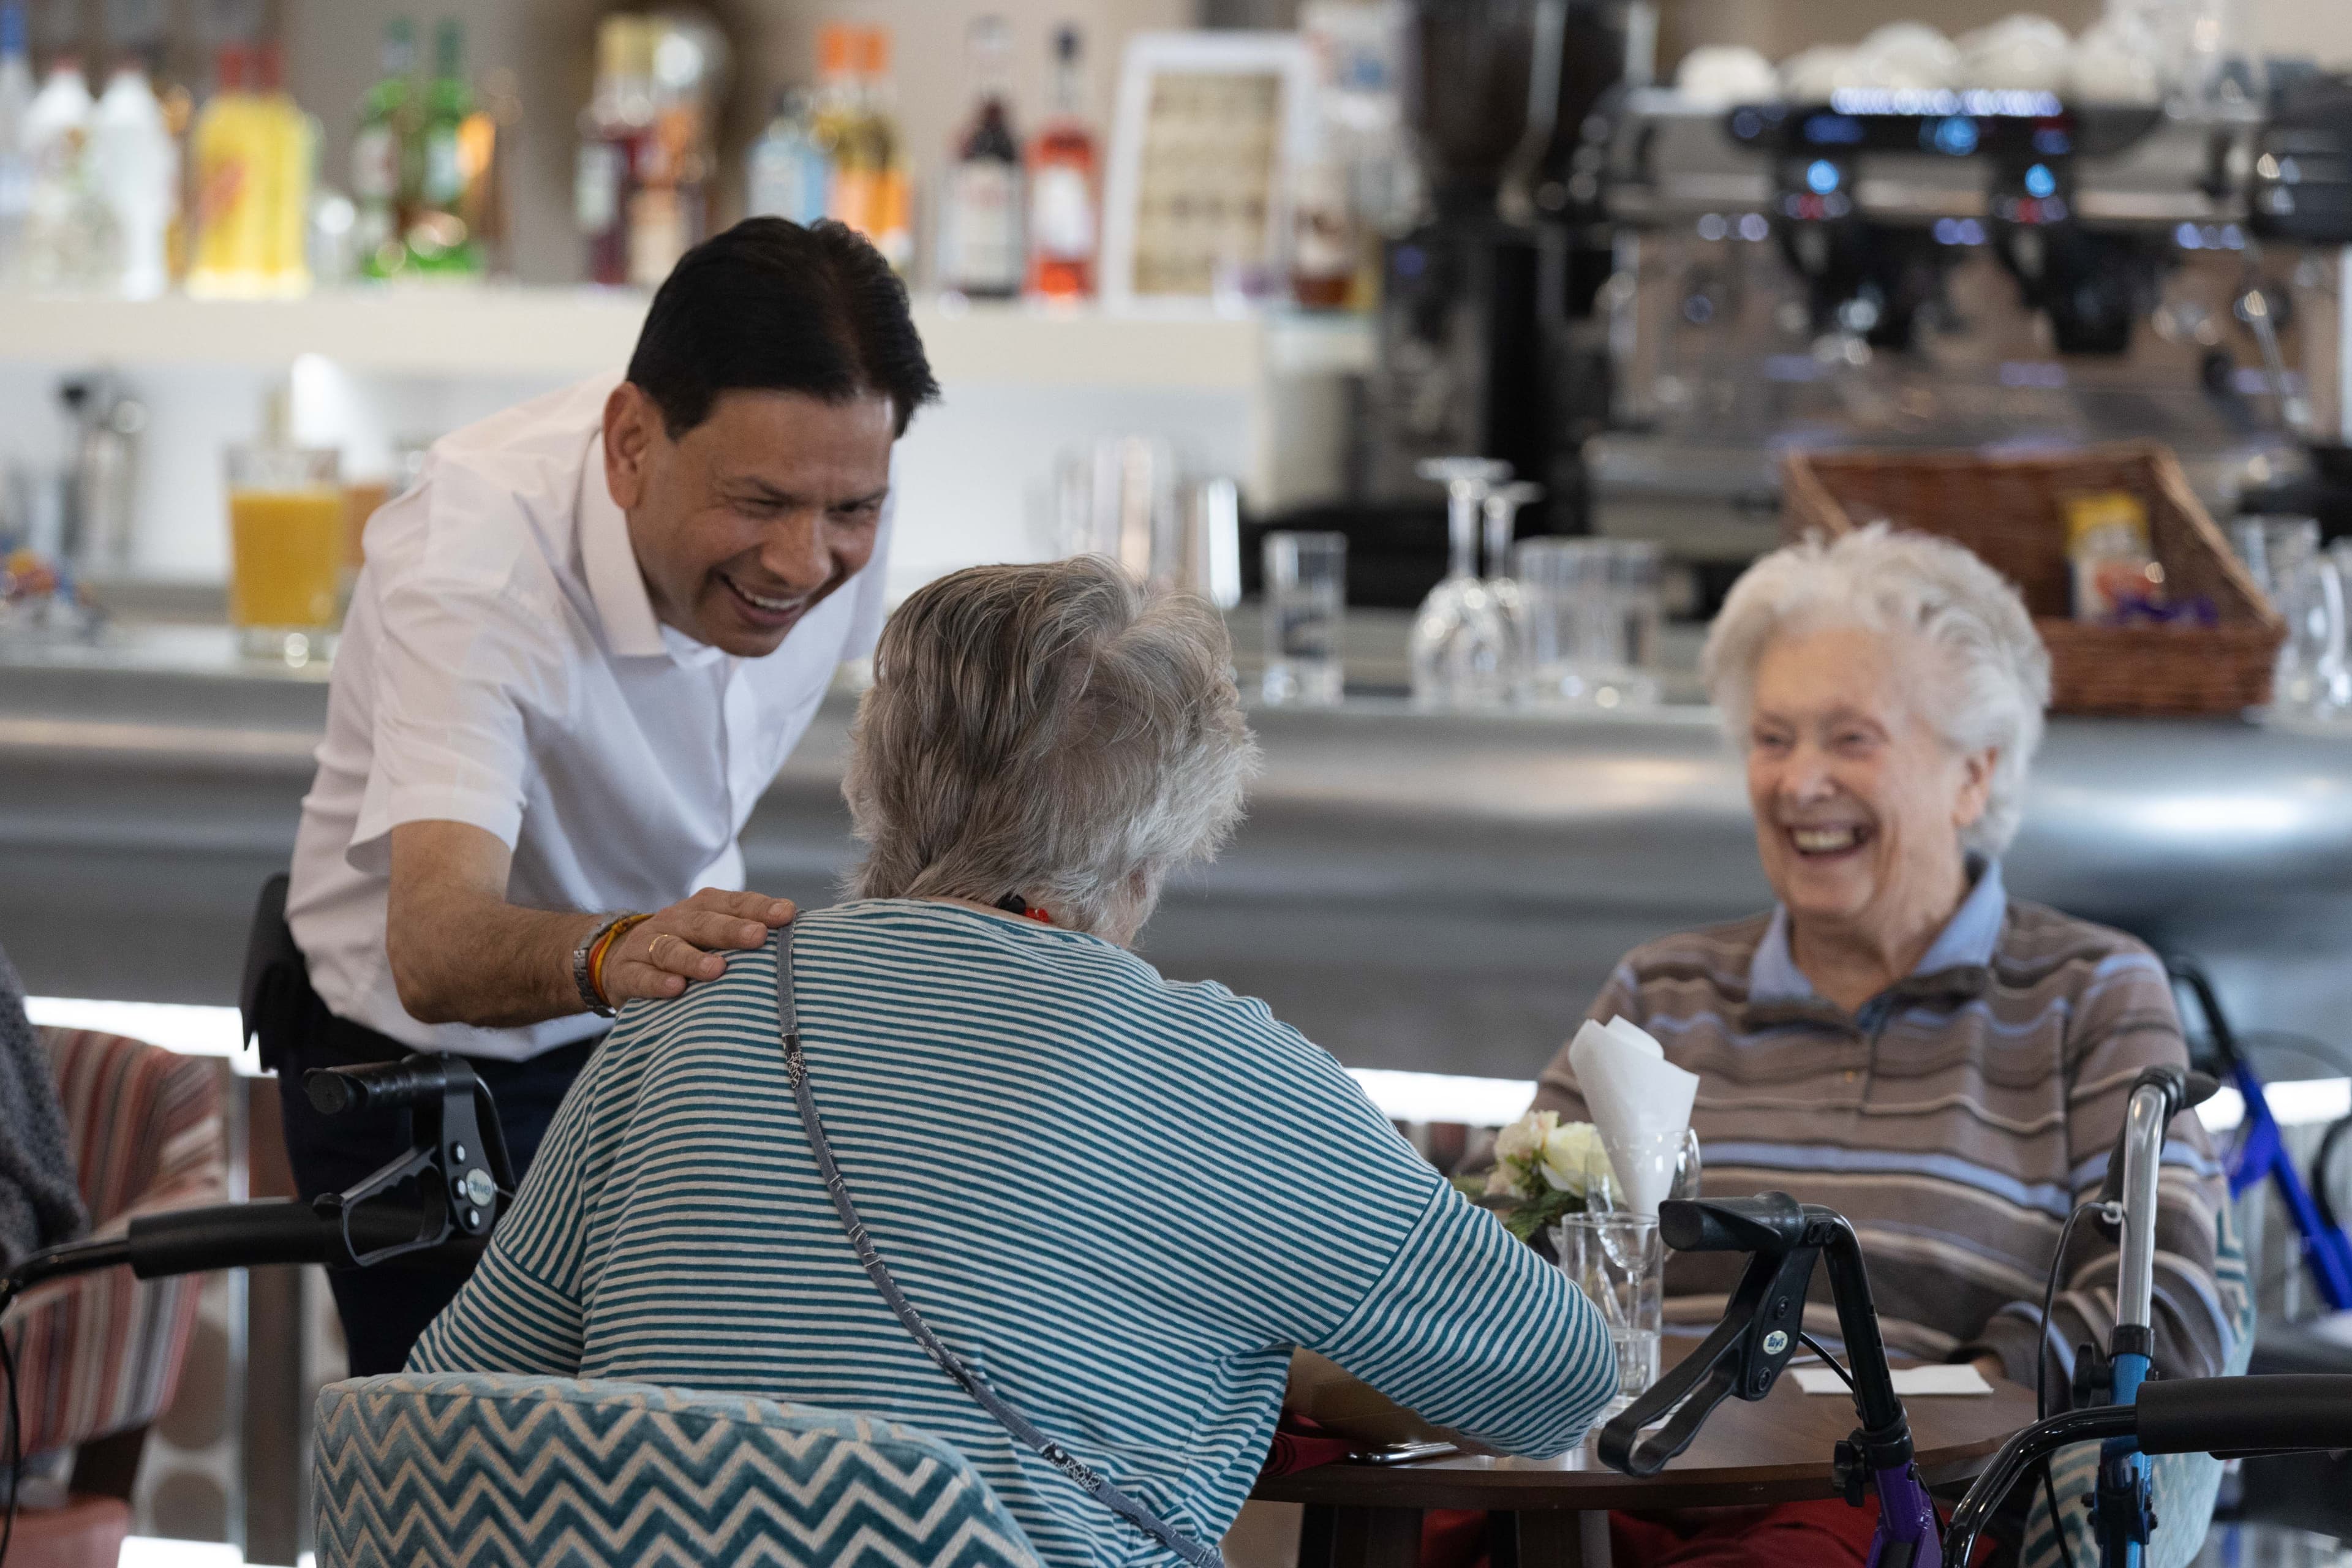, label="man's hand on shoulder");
[598,889,795,1007]
[388,820,793,1028]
